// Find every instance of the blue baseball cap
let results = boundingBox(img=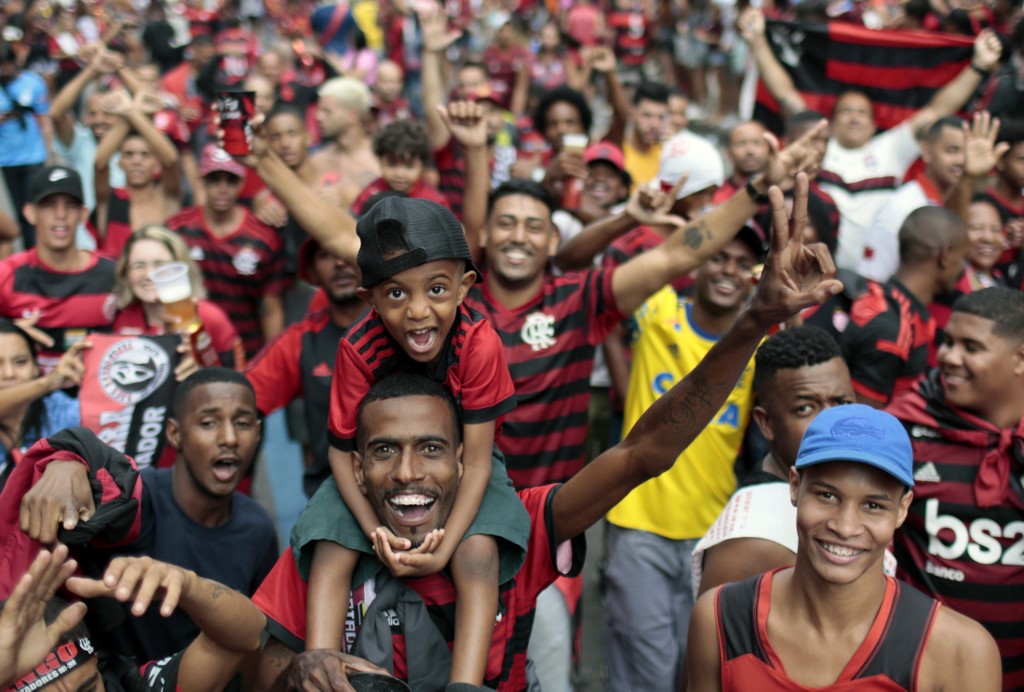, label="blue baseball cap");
[795,404,914,487]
